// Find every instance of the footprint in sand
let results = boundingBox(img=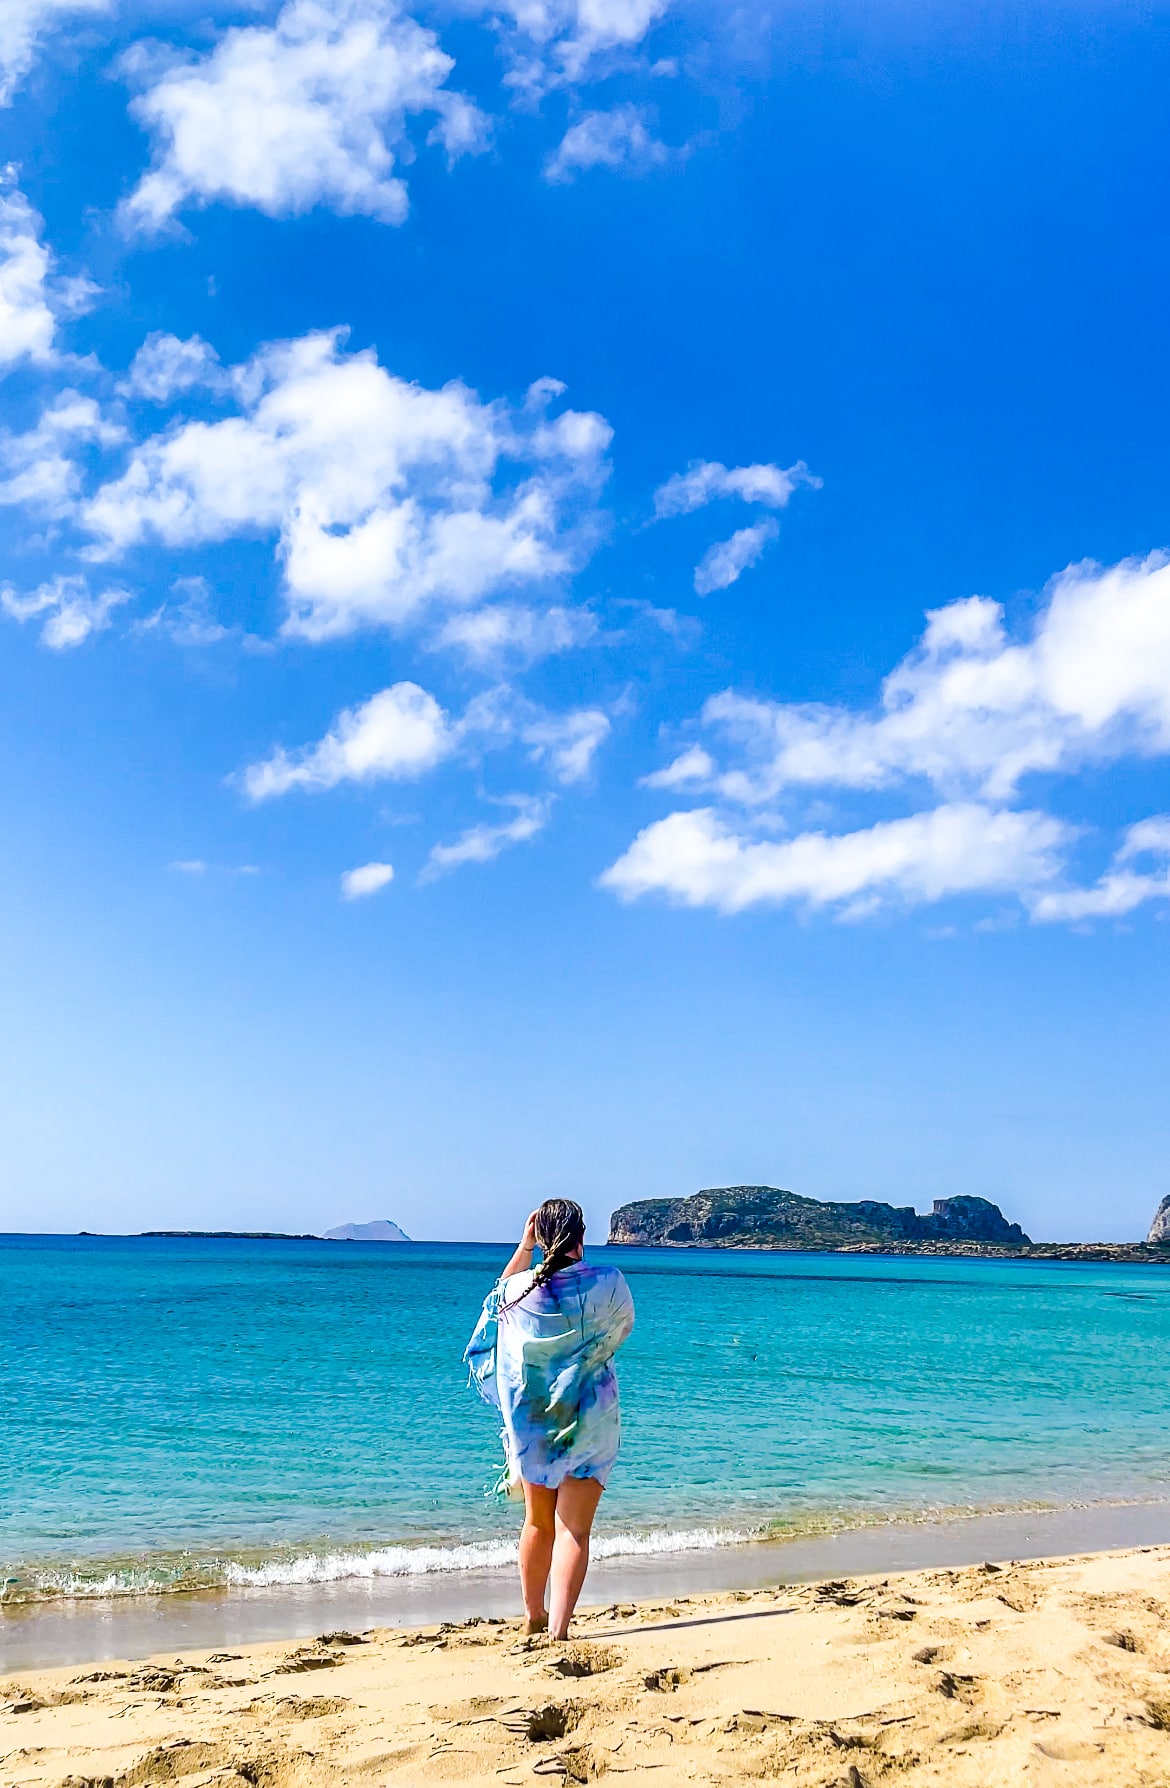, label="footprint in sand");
[502,1700,583,1742]
[643,1666,692,1692]
[545,1644,624,1678]
[1034,1739,1105,1760]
